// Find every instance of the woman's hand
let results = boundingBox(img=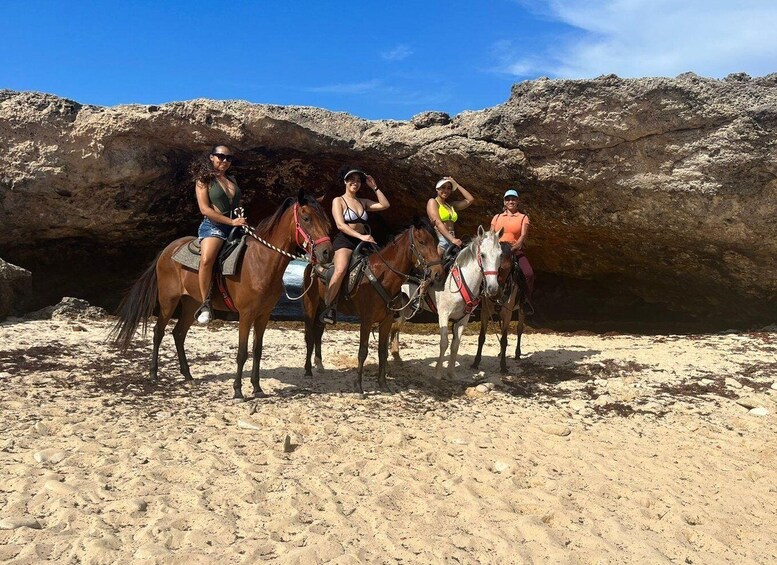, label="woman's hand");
[452,237,463,247]
[442,176,459,191]
[360,234,377,244]
[365,175,378,191]
[231,217,248,227]
[510,241,522,252]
